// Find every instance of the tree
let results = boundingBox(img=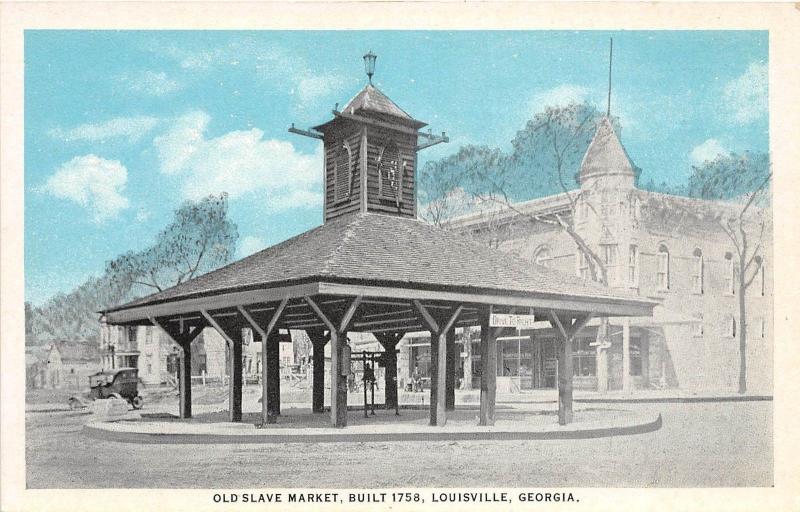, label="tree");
[419,102,619,388]
[26,193,239,347]
[685,151,771,394]
[106,193,239,295]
